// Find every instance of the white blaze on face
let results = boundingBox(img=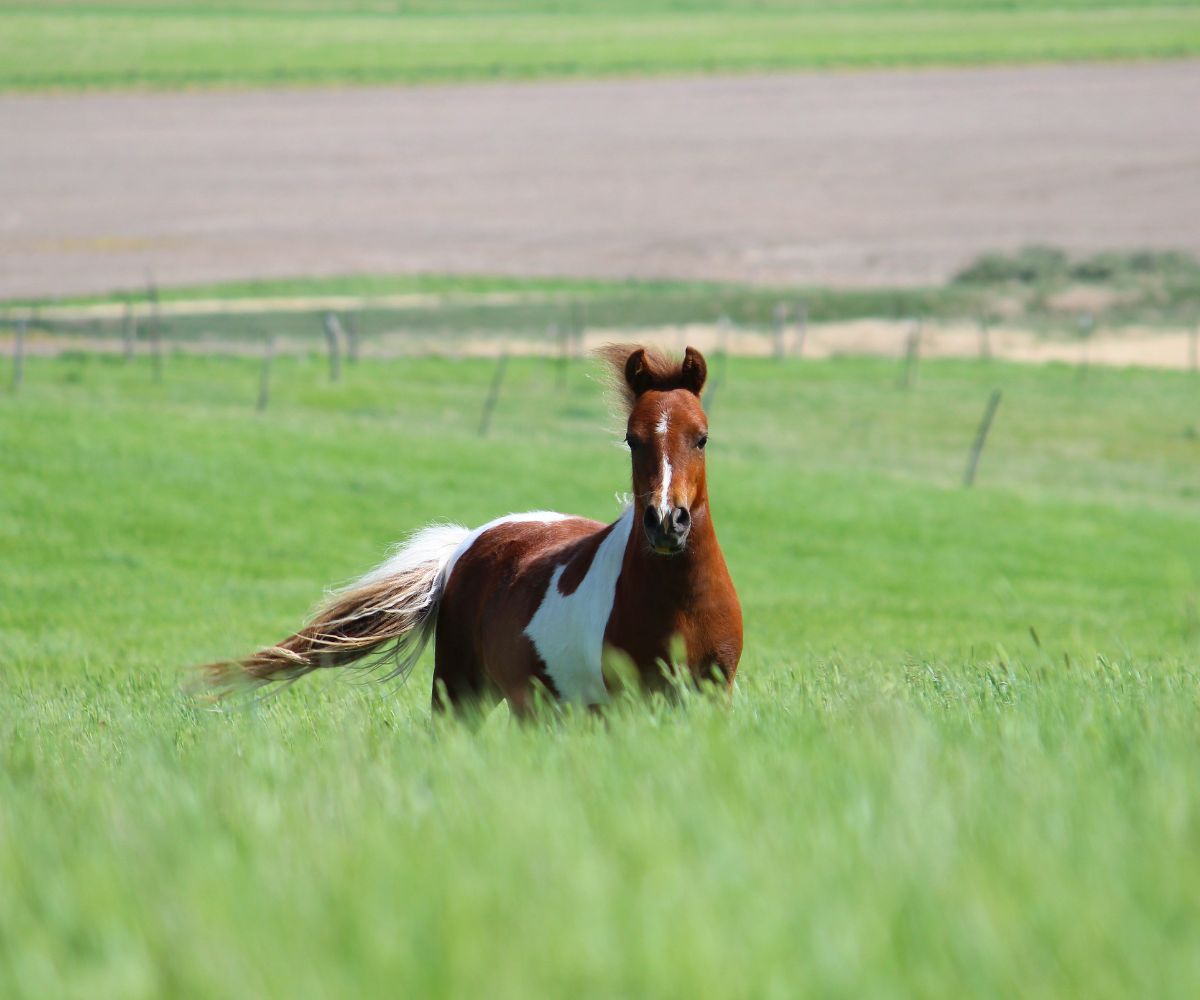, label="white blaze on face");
[656,409,672,517]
